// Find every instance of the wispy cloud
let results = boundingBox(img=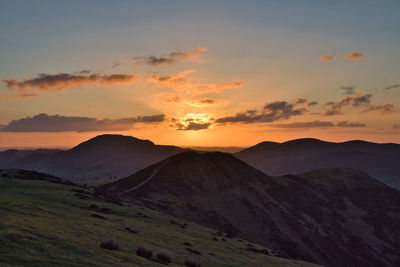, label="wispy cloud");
[149,70,243,108]
[362,104,396,115]
[294,98,318,106]
[336,121,366,127]
[149,70,243,95]
[345,51,365,60]
[340,86,356,95]
[0,92,40,102]
[2,71,140,92]
[320,53,336,62]
[114,47,208,67]
[383,83,400,91]
[324,92,396,116]
[216,100,308,124]
[196,81,244,95]
[320,51,365,62]
[148,70,194,89]
[271,120,334,128]
[163,95,223,107]
[196,98,221,105]
[0,113,165,132]
[270,120,366,129]
[324,93,372,116]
